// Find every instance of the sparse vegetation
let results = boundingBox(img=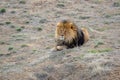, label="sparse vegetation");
[92,0,103,4]
[21,44,28,48]
[94,40,104,48]
[21,26,25,29]
[5,22,11,25]
[45,46,51,49]
[0,0,120,80]
[16,26,25,32]
[37,27,42,31]
[23,10,27,13]
[12,34,26,41]
[39,19,47,23]
[0,23,4,25]
[16,27,22,32]
[31,49,38,54]
[33,49,37,52]
[33,27,42,31]
[19,0,26,4]
[0,41,5,45]
[10,25,15,28]
[104,22,110,24]
[73,54,85,60]
[79,16,90,19]
[88,48,112,54]
[0,8,6,14]
[12,34,25,38]
[11,11,16,14]
[25,21,29,24]
[8,46,14,51]
[47,34,54,37]
[113,2,120,7]
[105,15,111,18]
[96,27,109,31]
[56,3,65,8]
